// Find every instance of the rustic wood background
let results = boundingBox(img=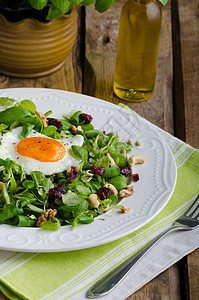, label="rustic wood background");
[0,0,198,299]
